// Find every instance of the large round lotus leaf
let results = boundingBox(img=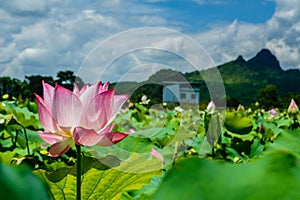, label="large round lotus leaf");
[35,155,161,200]
[224,112,253,134]
[0,163,49,200]
[152,151,300,200]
